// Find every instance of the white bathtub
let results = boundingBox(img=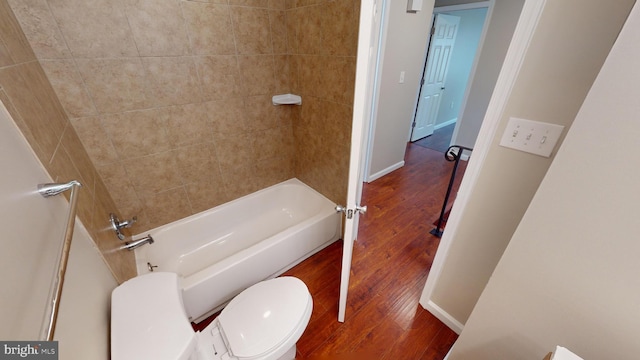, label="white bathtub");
[133,178,341,322]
